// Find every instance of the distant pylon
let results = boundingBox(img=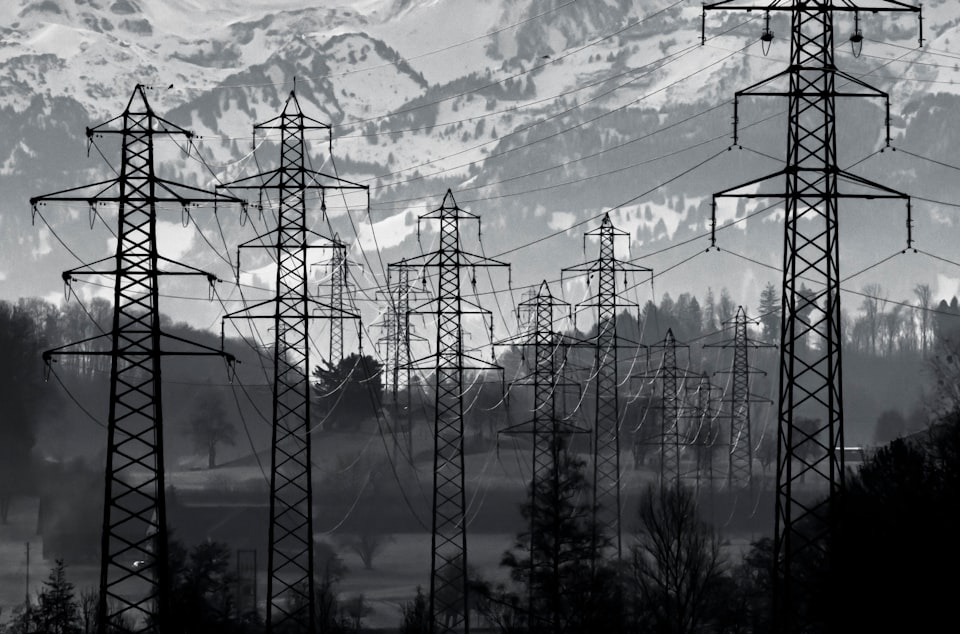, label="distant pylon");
[499,281,588,633]
[563,213,649,560]
[703,3,920,630]
[635,329,700,490]
[376,262,426,460]
[688,372,721,493]
[219,90,365,634]
[30,85,244,633]
[706,306,773,492]
[391,190,509,633]
[327,234,348,365]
